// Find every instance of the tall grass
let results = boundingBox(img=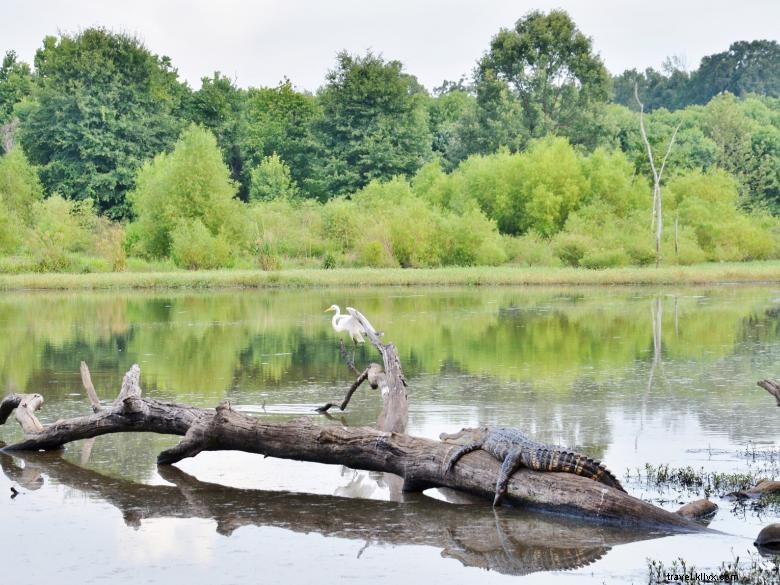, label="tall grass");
[2,262,780,291]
